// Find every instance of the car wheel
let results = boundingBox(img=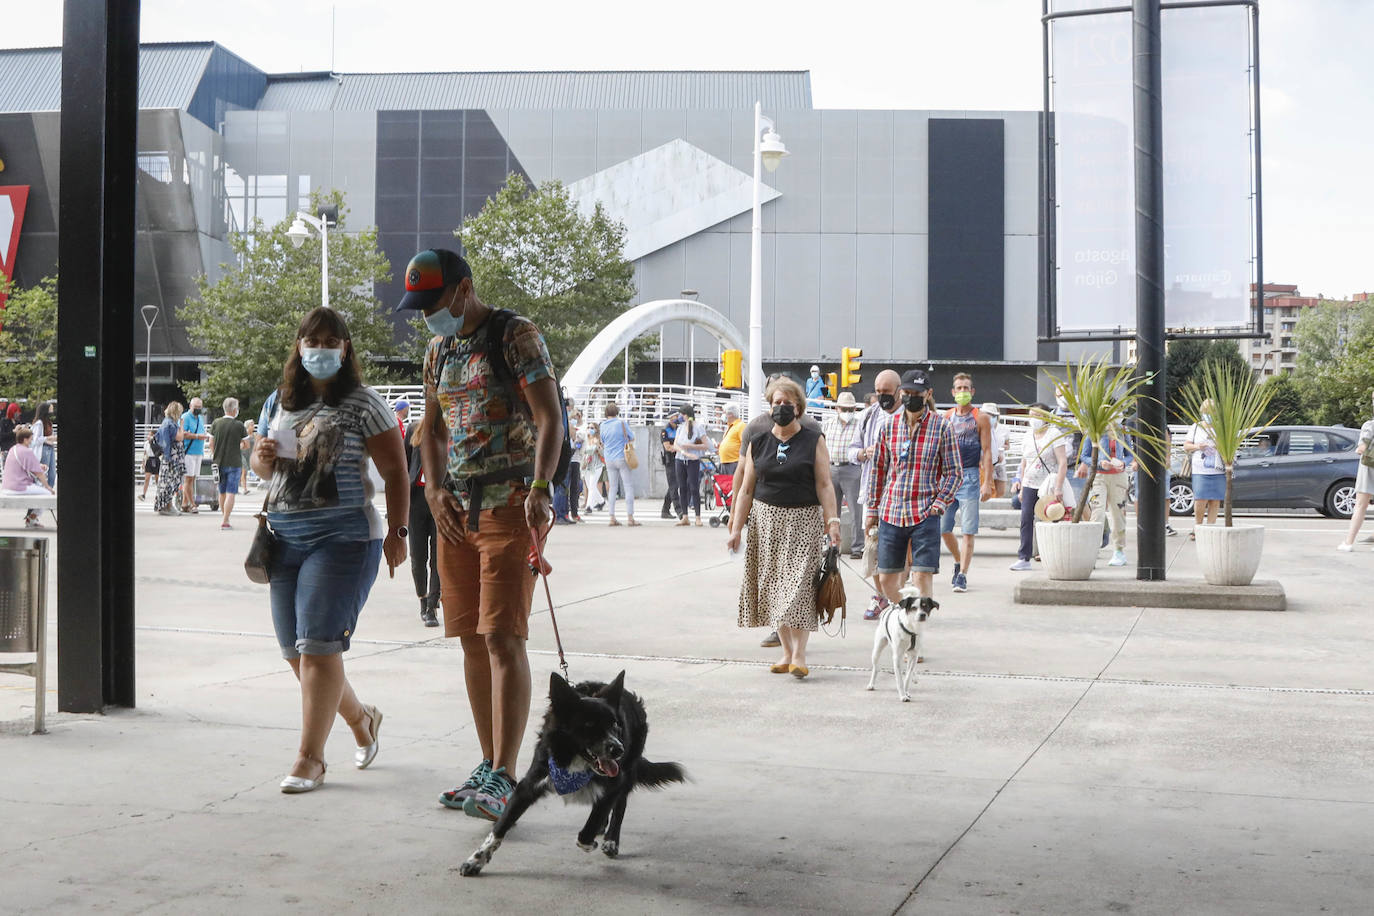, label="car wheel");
[1325,481,1357,520]
[1168,482,1194,516]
